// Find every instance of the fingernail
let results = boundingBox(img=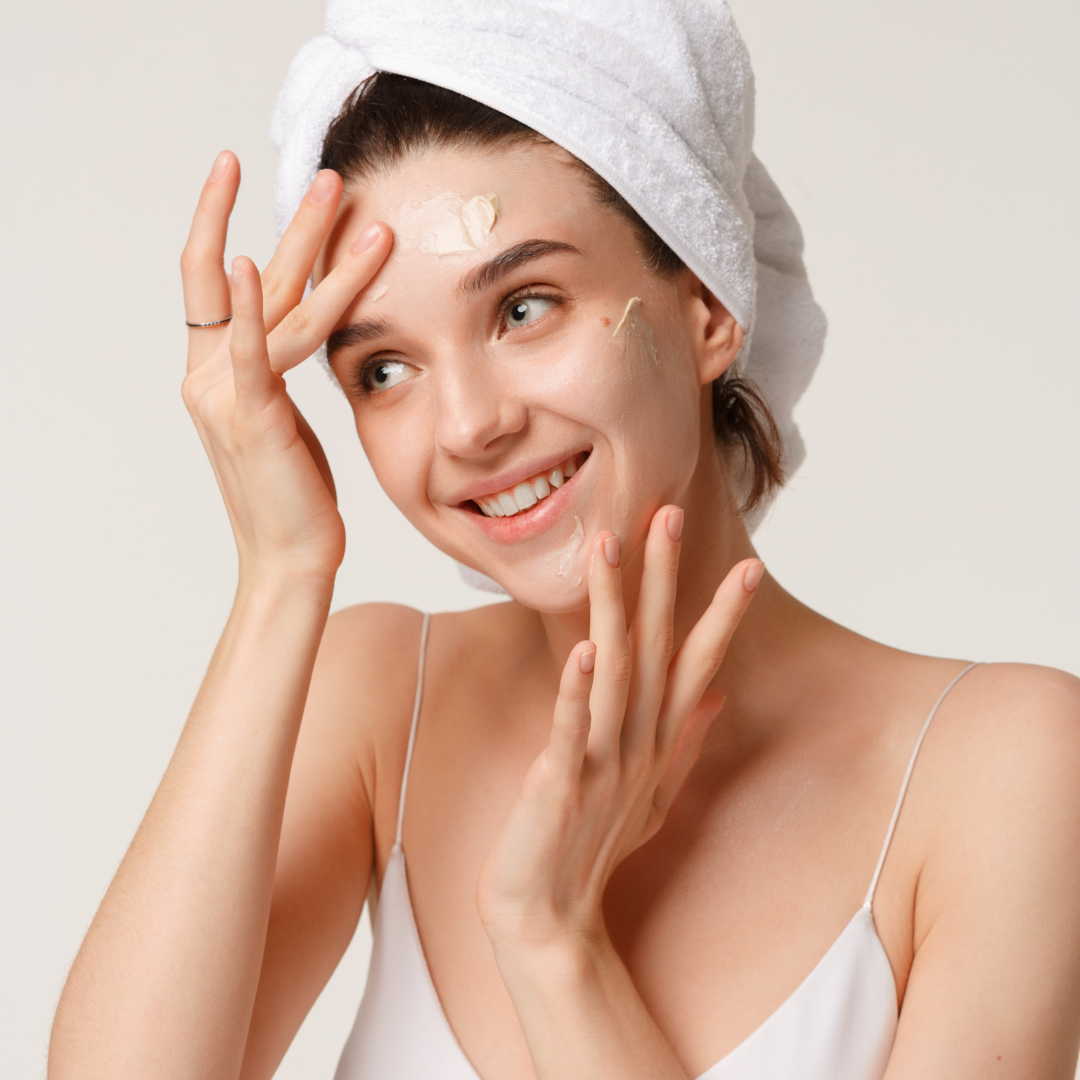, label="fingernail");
[579,647,596,675]
[743,560,764,592]
[231,258,243,286]
[352,222,381,253]
[209,151,229,182]
[666,508,684,543]
[309,170,335,204]
[603,535,620,568]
